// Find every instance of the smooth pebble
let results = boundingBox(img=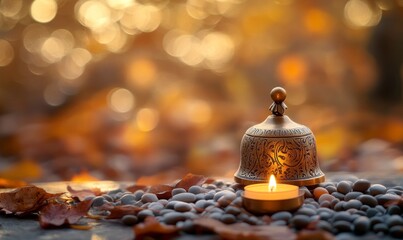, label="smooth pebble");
[290,215,310,229]
[172,193,196,203]
[368,184,387,196]
[386,215,403,227]
[121,215,138,226]
[337,181,352,195]
[313,187,328,200]
[220,214,236,224]
[352,179,371,193]
[353,216,370,235]
[390,225,403,238]
[141,193,158,203]
[163,212,187,225]
[344,199,363,210]
[333,220,352,232]
[344,192,363,201]
[92,196,106,207]
[172,188,186,196]
[271,211,292,222]
[358,195,378,207]
[174,202,192,212]
[373,223,388,233]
